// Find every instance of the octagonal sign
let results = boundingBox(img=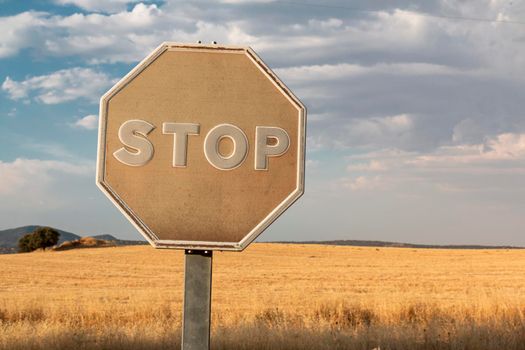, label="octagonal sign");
[96,42,306,251]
